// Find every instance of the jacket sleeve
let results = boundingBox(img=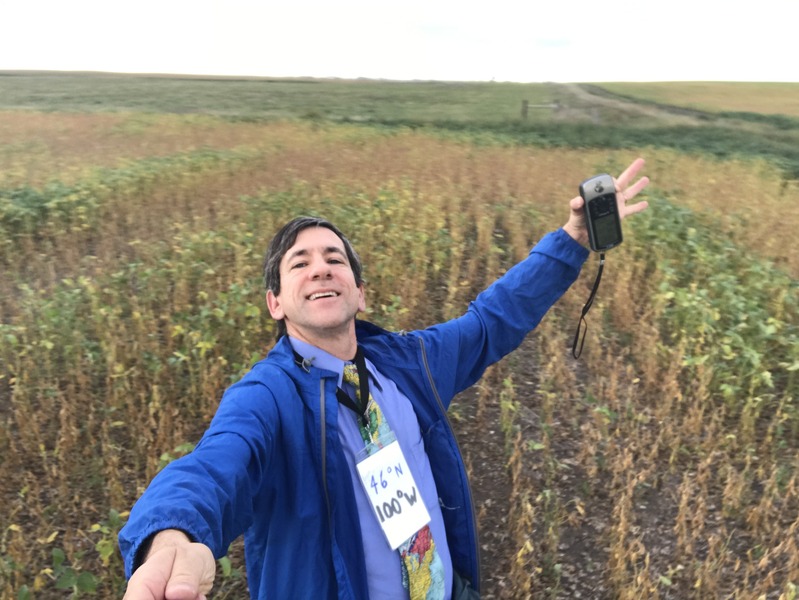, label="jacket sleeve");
[118,379,278,578]
[416,228,588,406]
